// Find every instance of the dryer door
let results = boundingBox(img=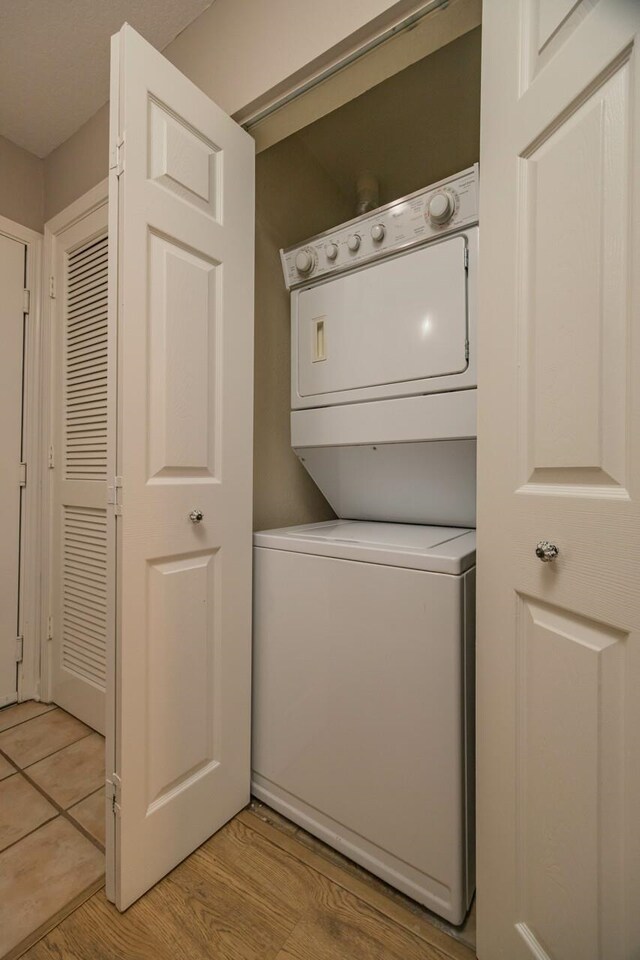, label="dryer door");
[294,234,468,406]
